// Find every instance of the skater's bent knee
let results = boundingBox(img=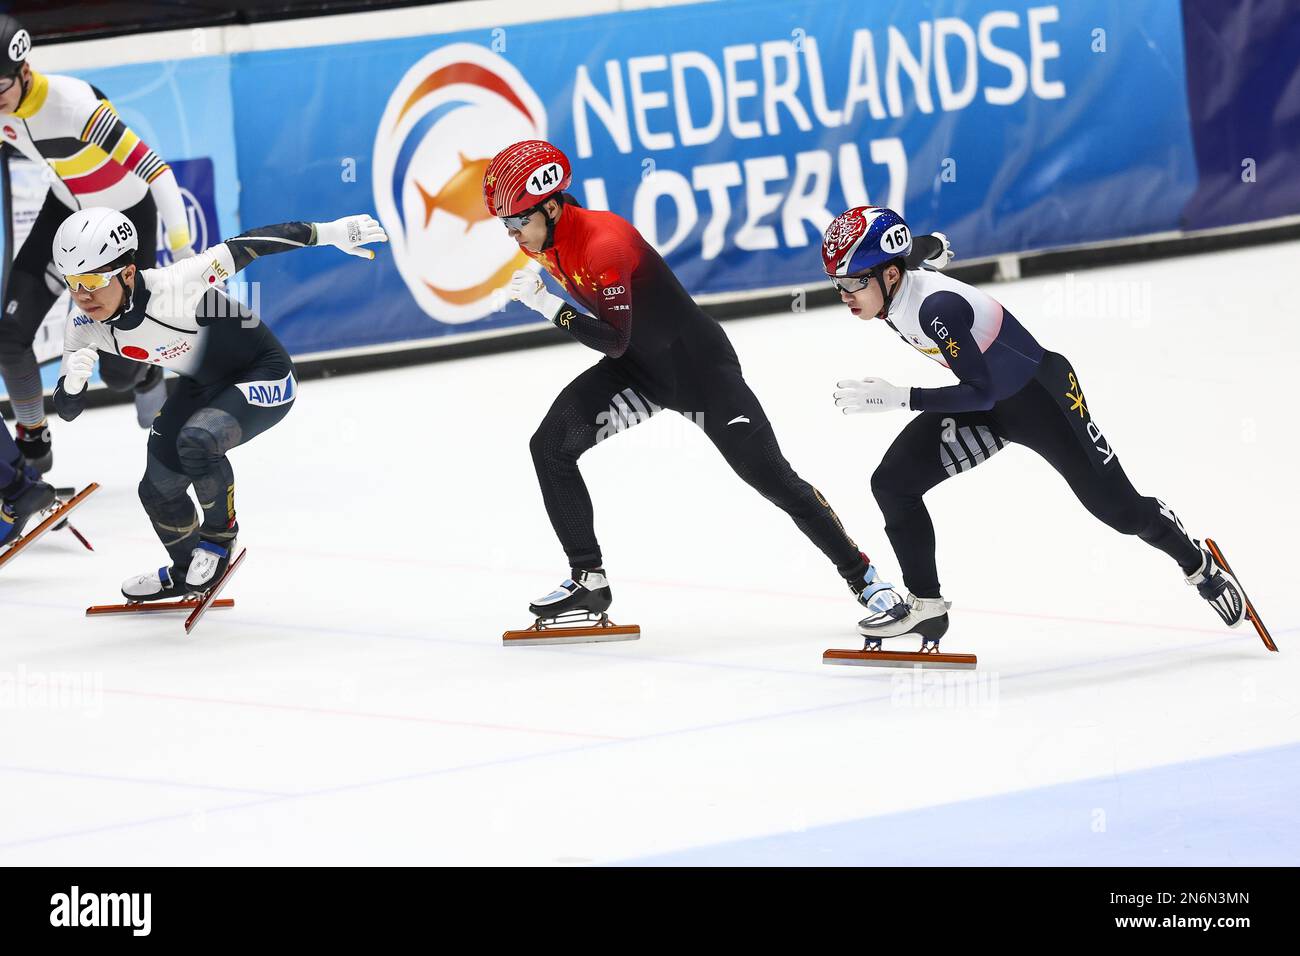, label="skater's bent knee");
[176,425,222,471]
[870,464,905,503]
[530,420,593,466]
